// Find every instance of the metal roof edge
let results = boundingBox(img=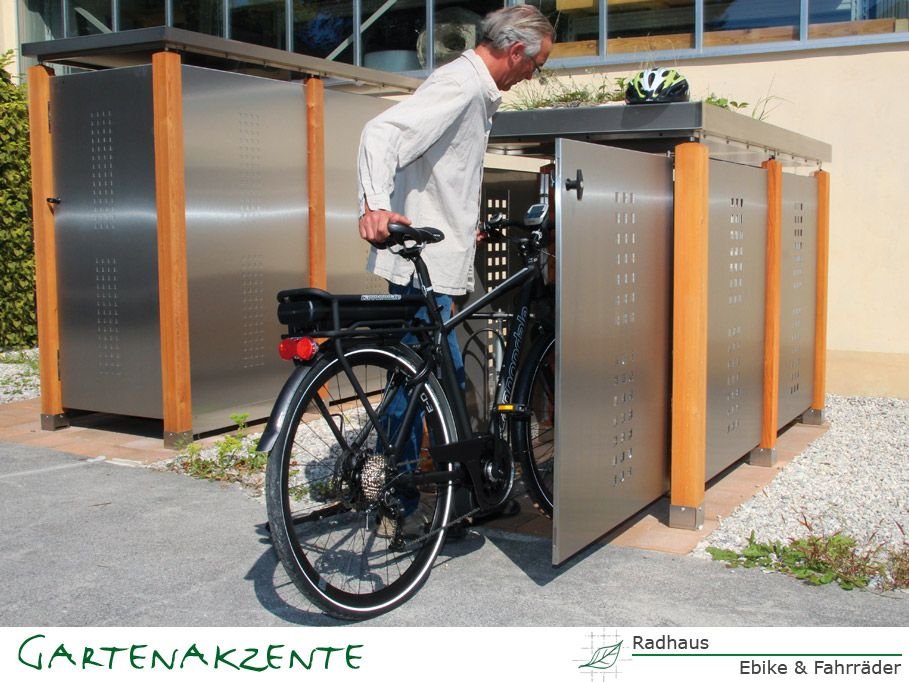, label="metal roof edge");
[22,27,423,94]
